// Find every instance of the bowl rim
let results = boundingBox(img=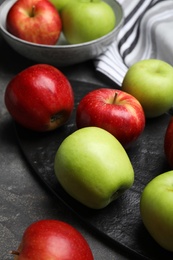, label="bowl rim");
[0,0,124,50]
